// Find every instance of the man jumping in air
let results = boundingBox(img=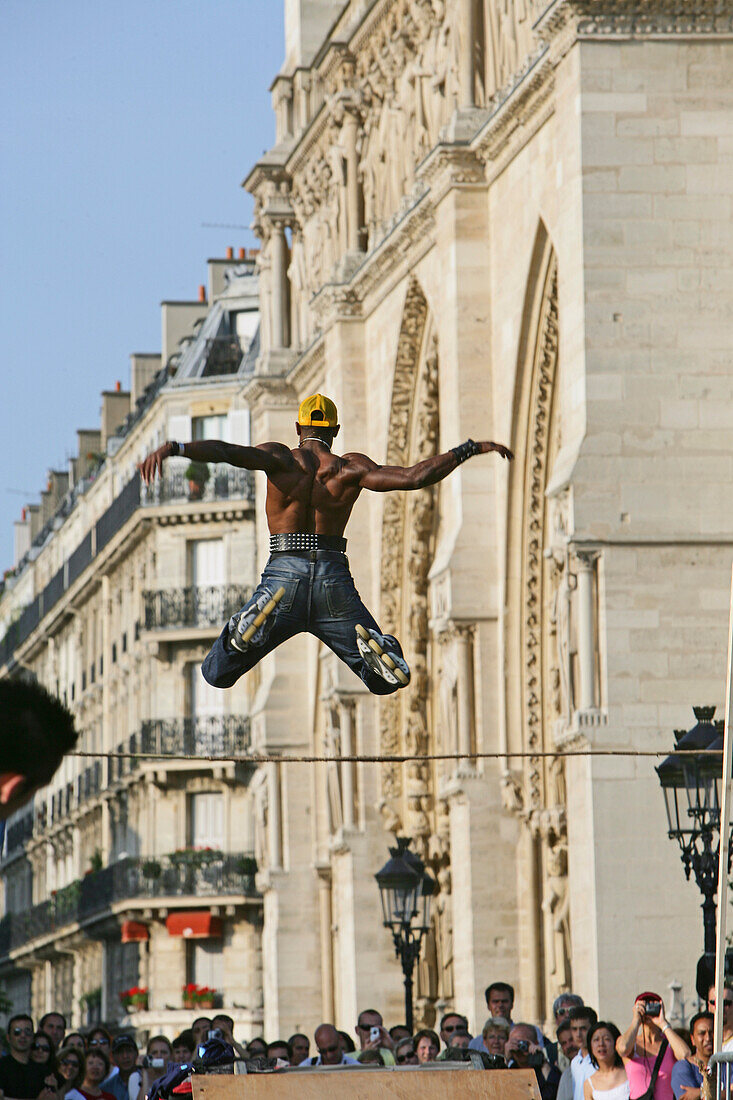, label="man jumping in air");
[138,394,512,696]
